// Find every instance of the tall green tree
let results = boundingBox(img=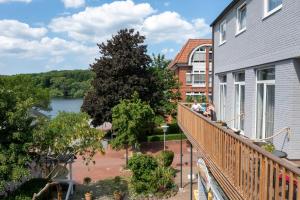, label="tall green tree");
[0,75,50,192]
[111,92,154,166]
[149,54,181,117]
[81,29,158,126]
[33,112,105,167]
